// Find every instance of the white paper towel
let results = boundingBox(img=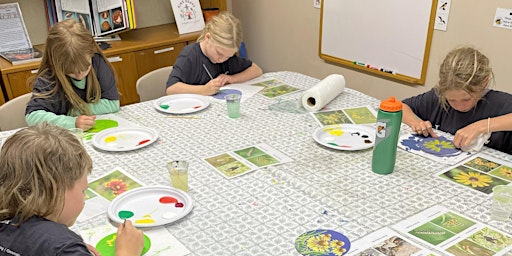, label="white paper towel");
[301,74,345,111]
